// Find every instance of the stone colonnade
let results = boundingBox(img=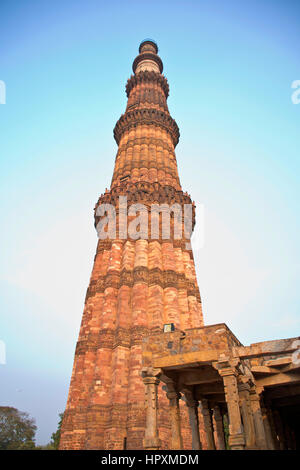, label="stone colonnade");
[142,358,270,450]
